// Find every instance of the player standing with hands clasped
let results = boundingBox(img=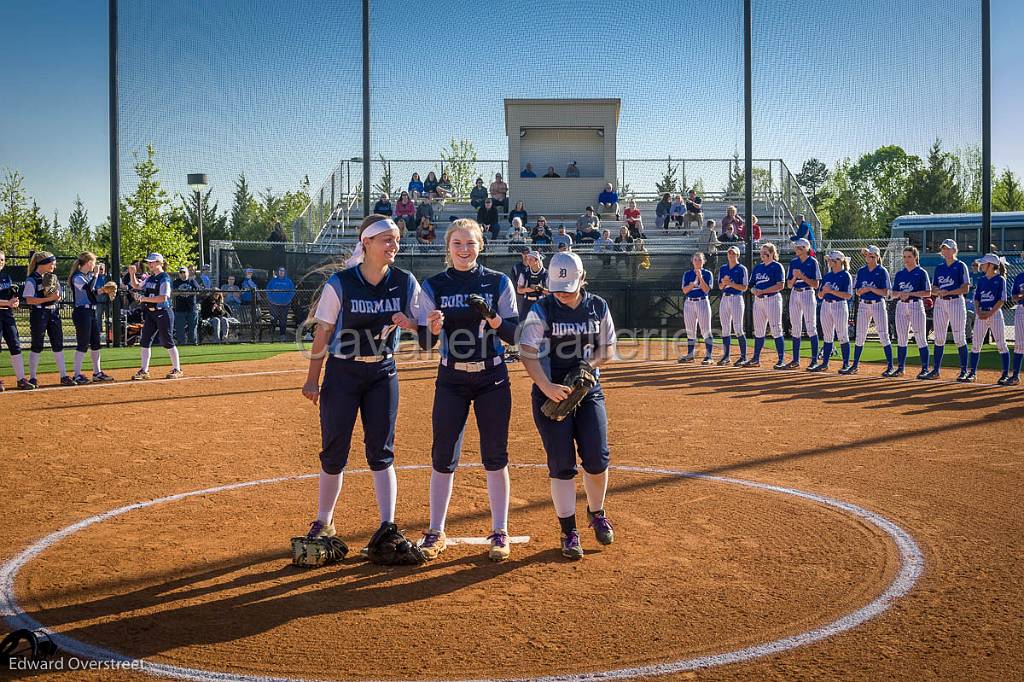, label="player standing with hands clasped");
[966,253,1011,385]
[926,239,971,381]
[847,245,892,376]
[23,251,72,387]
[889,246,931,378]
[785,238,821,369]
[129,254,183,380]
[678,252,714,365]
[748,243,788,369]
[717,245,749,366]
[809,250,853,373]
[0,250,33,391]
[414,219,519,561]
[297,215,425,567]
[520,252,617,560]
[69,252,116,384]
[1008,253,1024,386]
